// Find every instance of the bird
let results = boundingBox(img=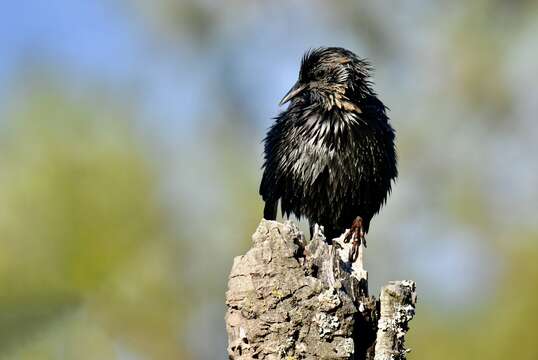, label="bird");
[259,47,397,262]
